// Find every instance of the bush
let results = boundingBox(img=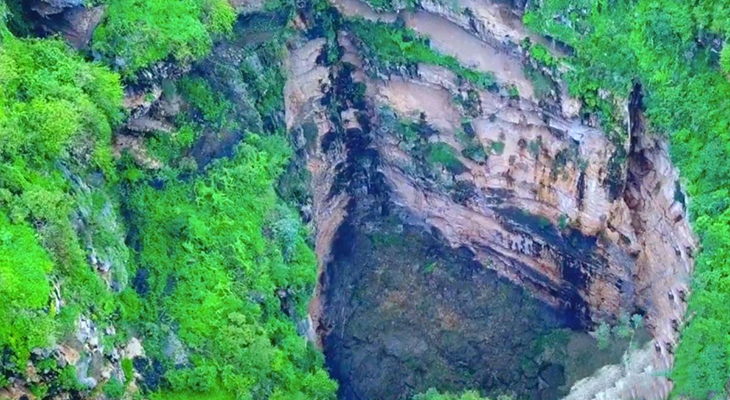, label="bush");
[0,36,122,170]
[413,388,512,400]
[127,135,336,399]
[92,0,236,76]
[426,142,467,174]
[104,377,125,400]
[0,213,54,366]
[0,33,123,369]
[178,77,232,125]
